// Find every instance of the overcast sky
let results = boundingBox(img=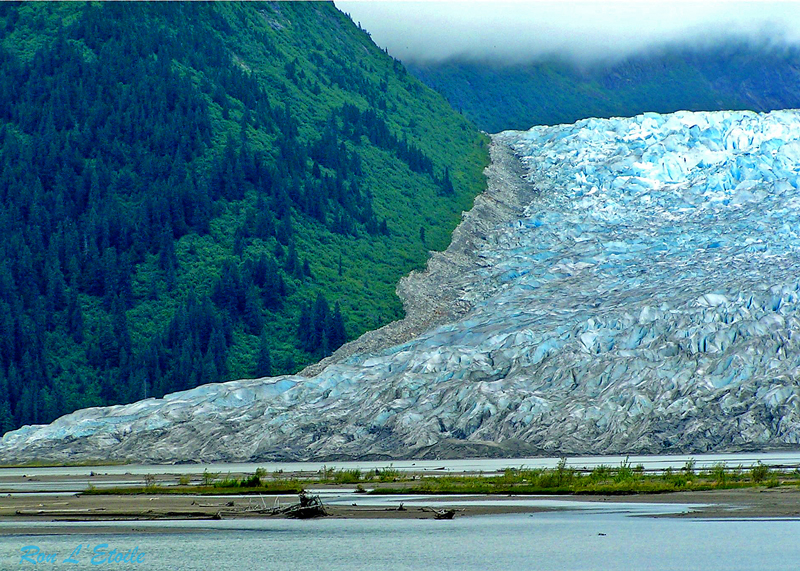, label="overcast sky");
[335,1,800,65]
